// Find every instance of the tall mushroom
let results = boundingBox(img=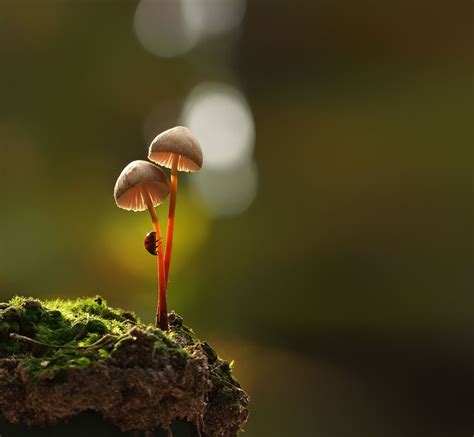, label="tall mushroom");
[114,160,171,330]
[148,126,203,284]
